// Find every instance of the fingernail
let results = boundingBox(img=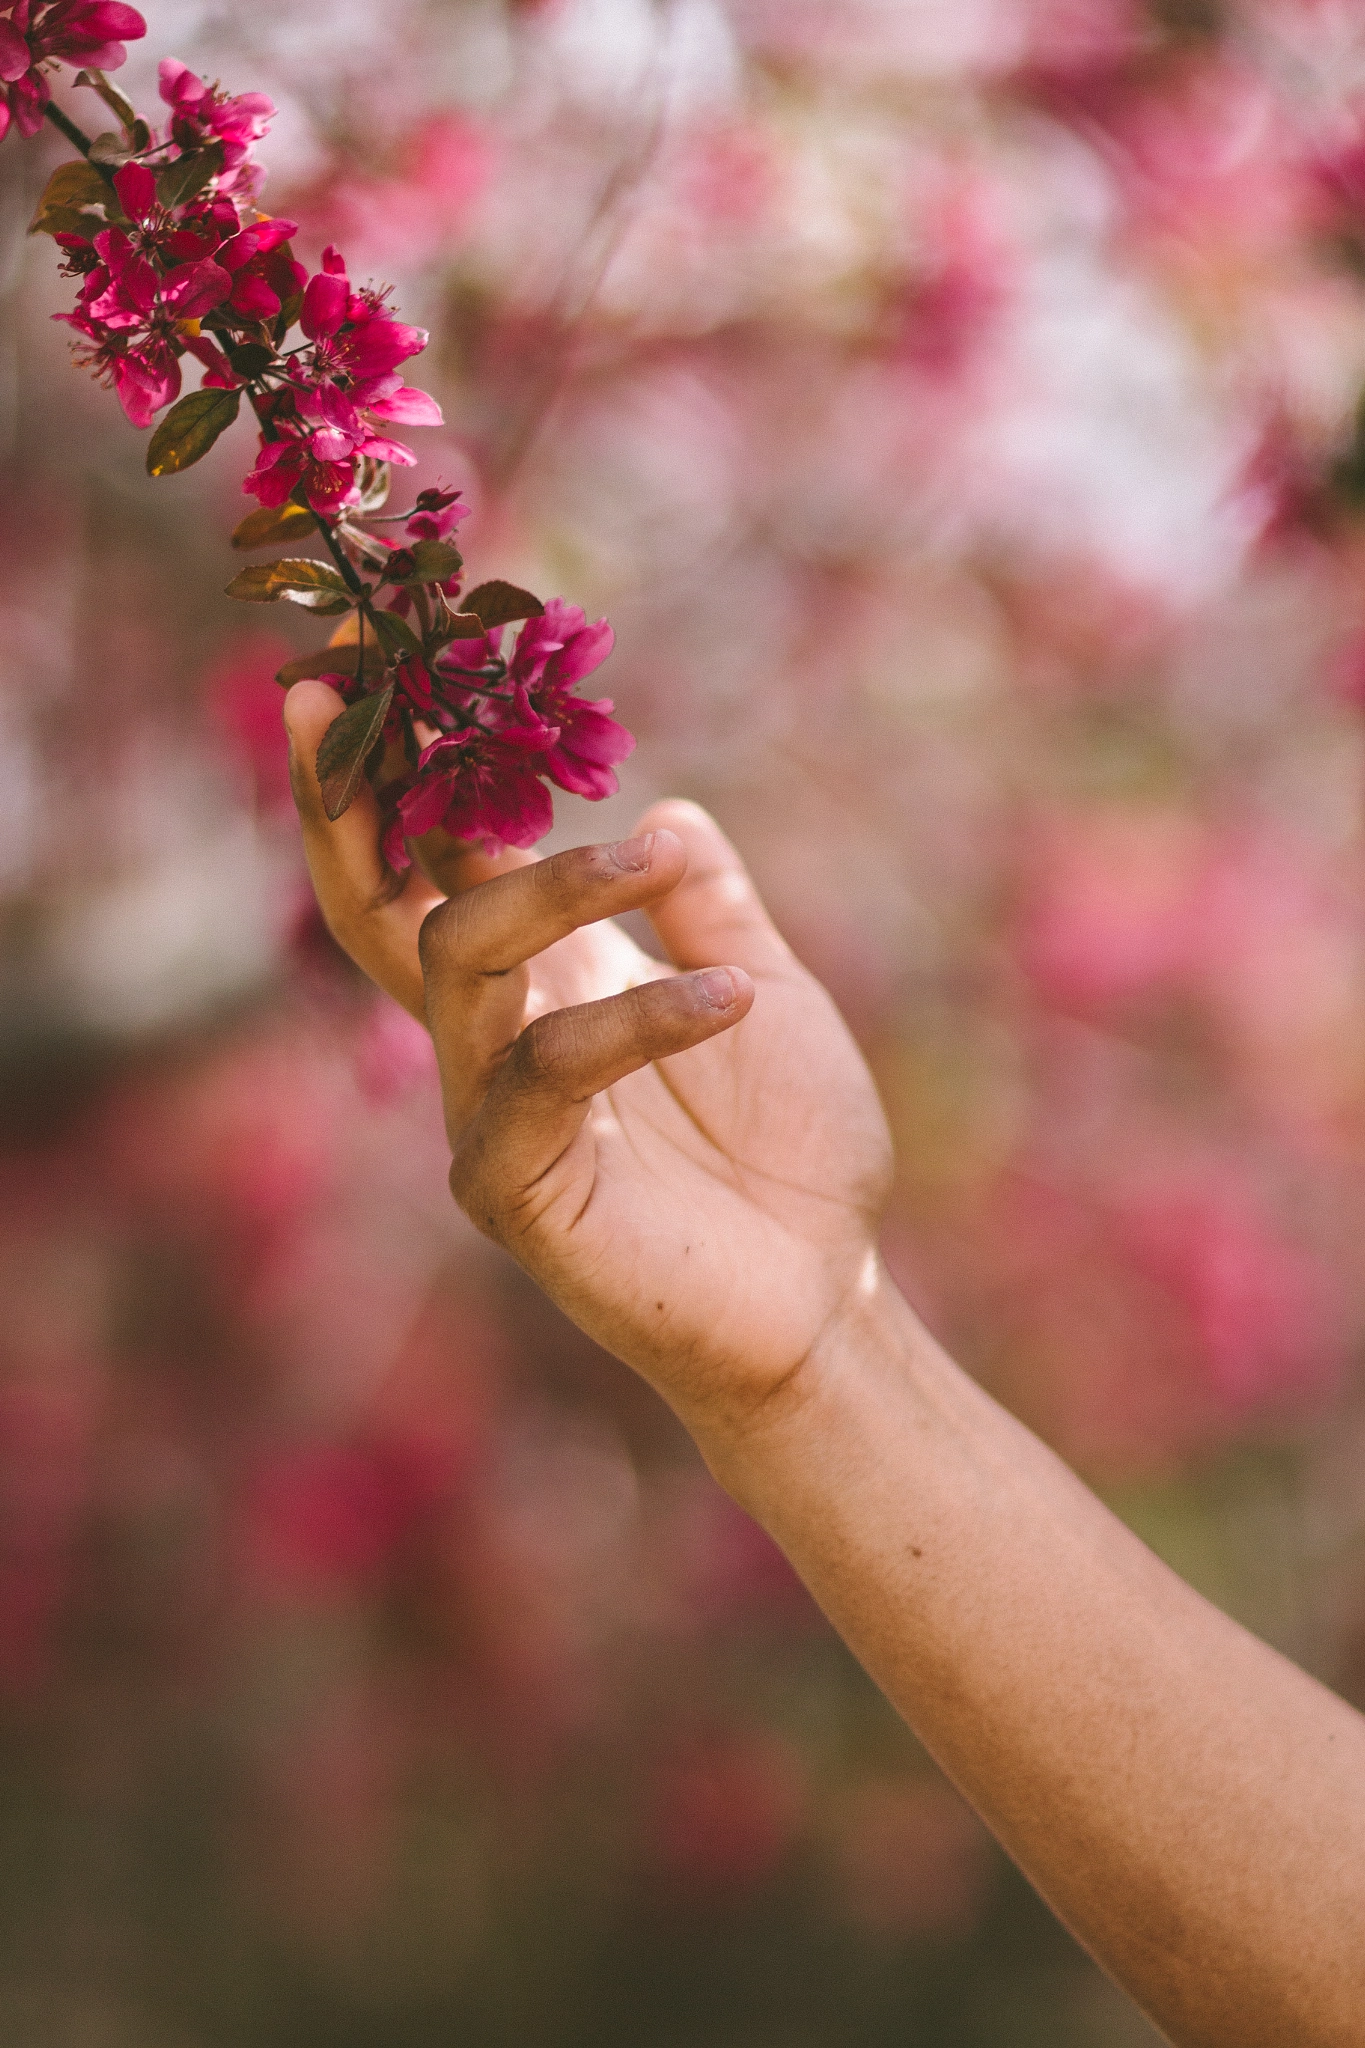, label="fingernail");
[694,967,738,1009]
[608,832,655,873]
